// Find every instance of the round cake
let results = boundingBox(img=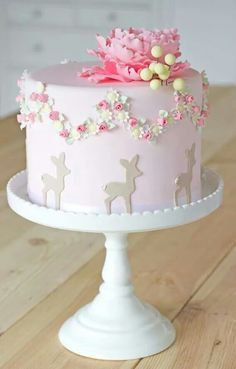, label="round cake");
[16,28,209,214]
